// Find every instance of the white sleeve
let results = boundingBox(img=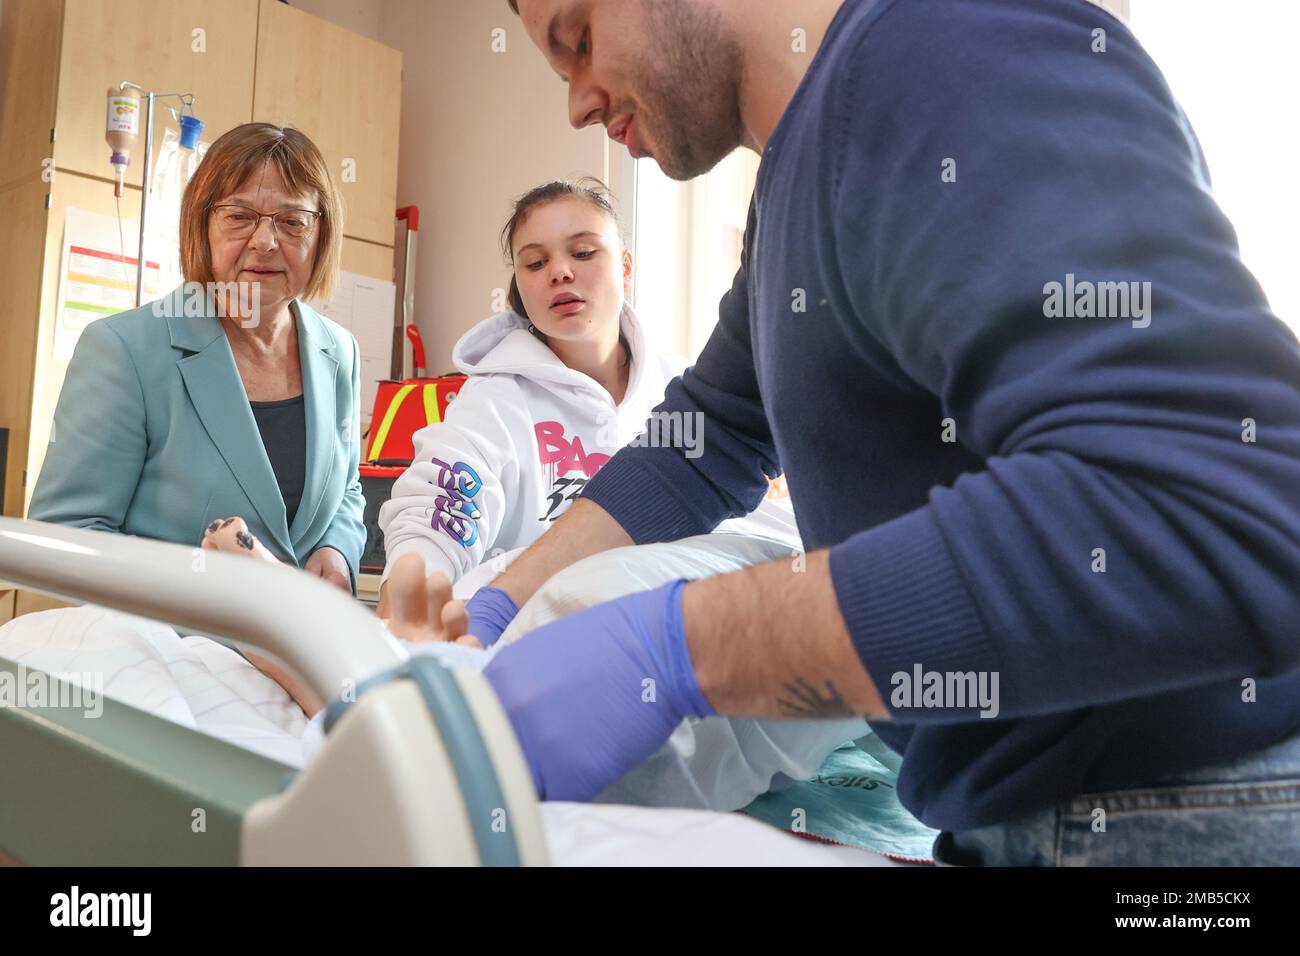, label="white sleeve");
[377,378,526,585]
